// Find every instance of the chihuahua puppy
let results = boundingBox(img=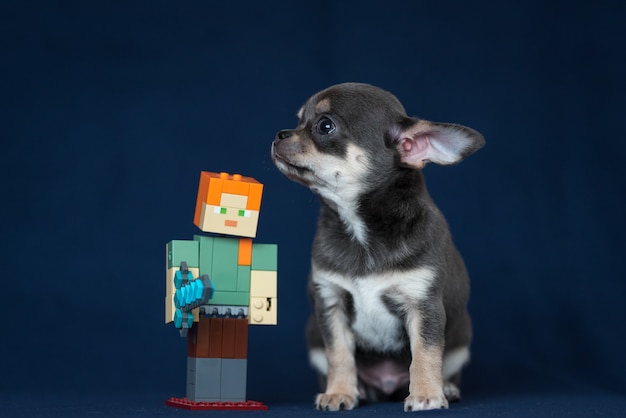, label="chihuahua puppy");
[271,83,484,412]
